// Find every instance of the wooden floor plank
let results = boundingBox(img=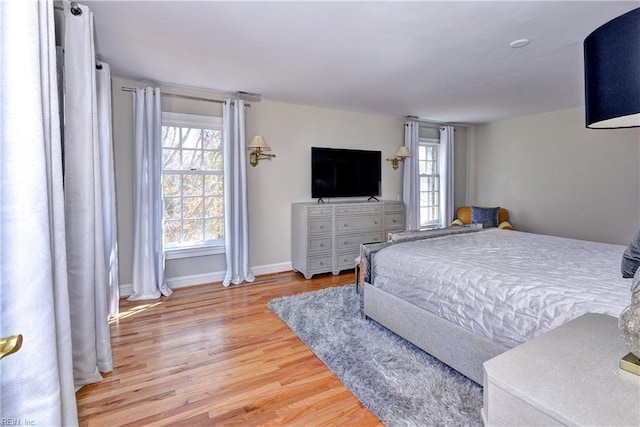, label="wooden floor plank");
[76,270,382,426]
